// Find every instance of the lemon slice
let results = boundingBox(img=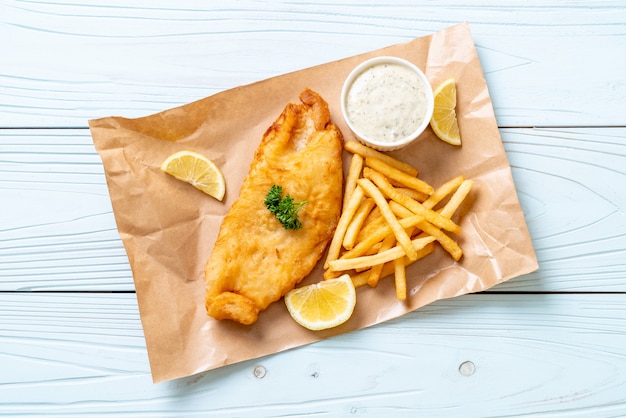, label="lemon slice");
[284,274,356,331]
[430,78,461,146]
[160,150,226,201]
